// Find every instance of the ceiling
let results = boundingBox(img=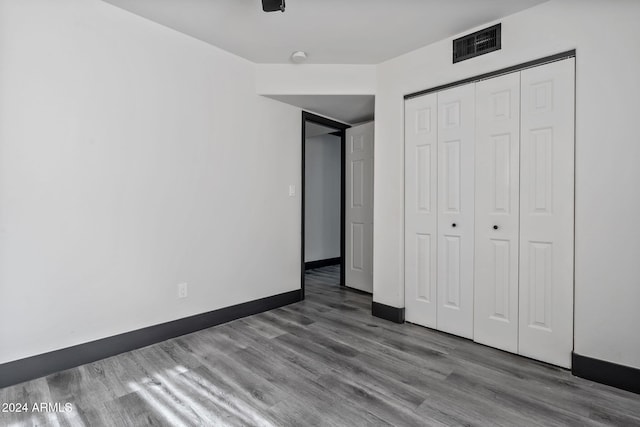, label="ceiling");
[305,122,339,138]
[102,0,546,64]
[268,95,374,124]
